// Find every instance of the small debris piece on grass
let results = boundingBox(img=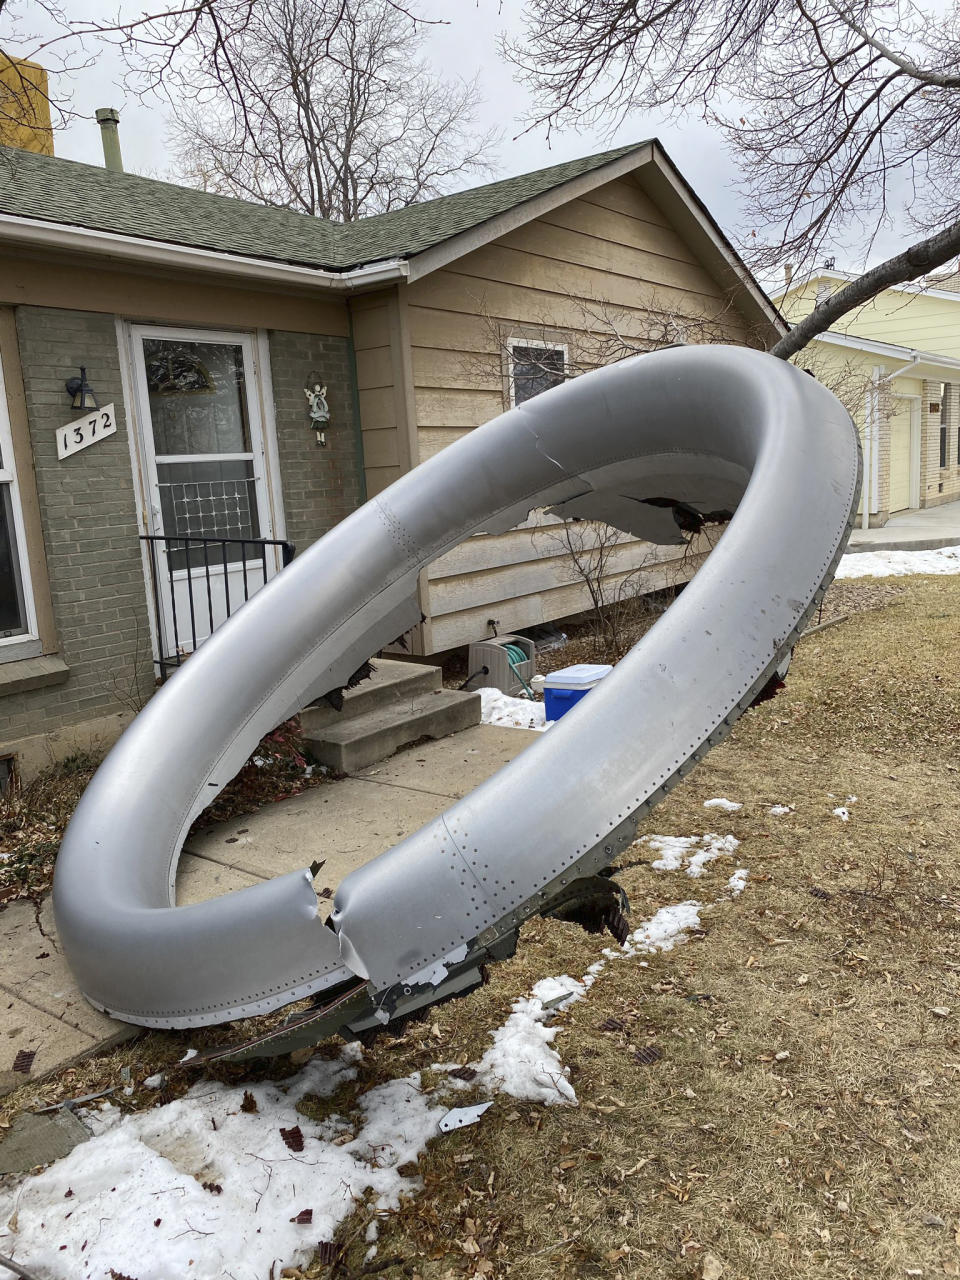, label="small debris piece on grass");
[438,1103,493,1133]
[290,1209,313,1224]
[448,1066,478,1082]
[315,1242,338,1264]
[634,1045,663,1065]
